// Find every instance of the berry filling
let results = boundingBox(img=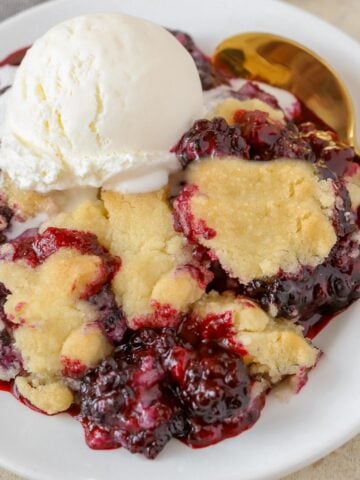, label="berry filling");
[173,106,359,168]
[0,282,22,381]
[173,185,217,243]
[241,233,360,334]
[170,30,227,90]
[61,358,88,379]
[78,327,263,457]
[167,343,250,423]
[0,29,358,462]
[0,226,118,268]
[0,228,123,392]
[233,81,280,110]
[172,117,249,168]
[234,110,313,160]
[79,329,185,458]
[173,103,360,333]
[88,286,127,345]
[0,205,14,244]
[0,328,22,381]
